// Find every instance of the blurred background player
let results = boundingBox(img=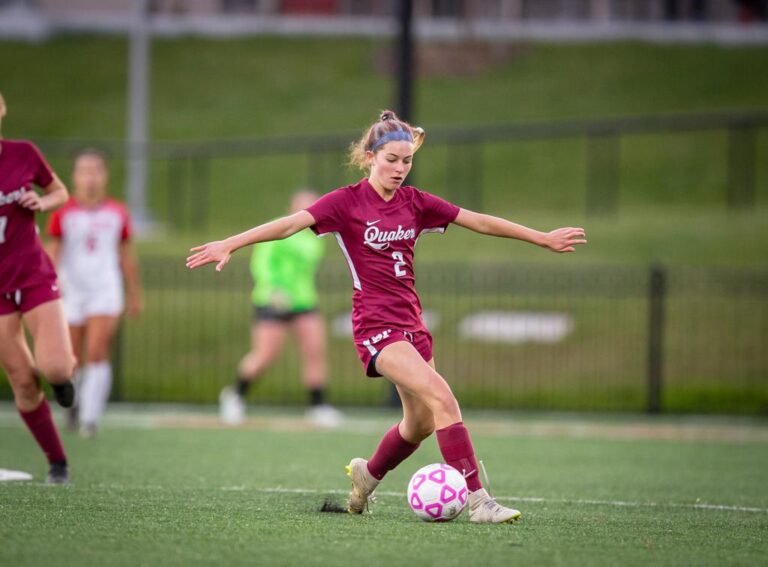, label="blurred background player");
[0,92,76,483]
[47,149,143,438]
[219,190,343,427]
